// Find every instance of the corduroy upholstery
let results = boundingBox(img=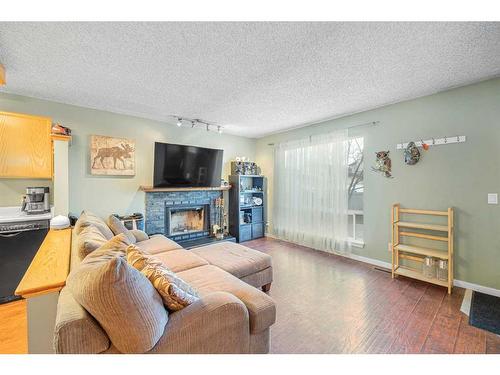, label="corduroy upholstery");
[153,249,209,272]
[67,248,168,353]
[193,242,272,280]
[106,215,137,244]
[54,287,110,354]
[135,235,183,254]
[178,265,276,334]
[54,213,275,354]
